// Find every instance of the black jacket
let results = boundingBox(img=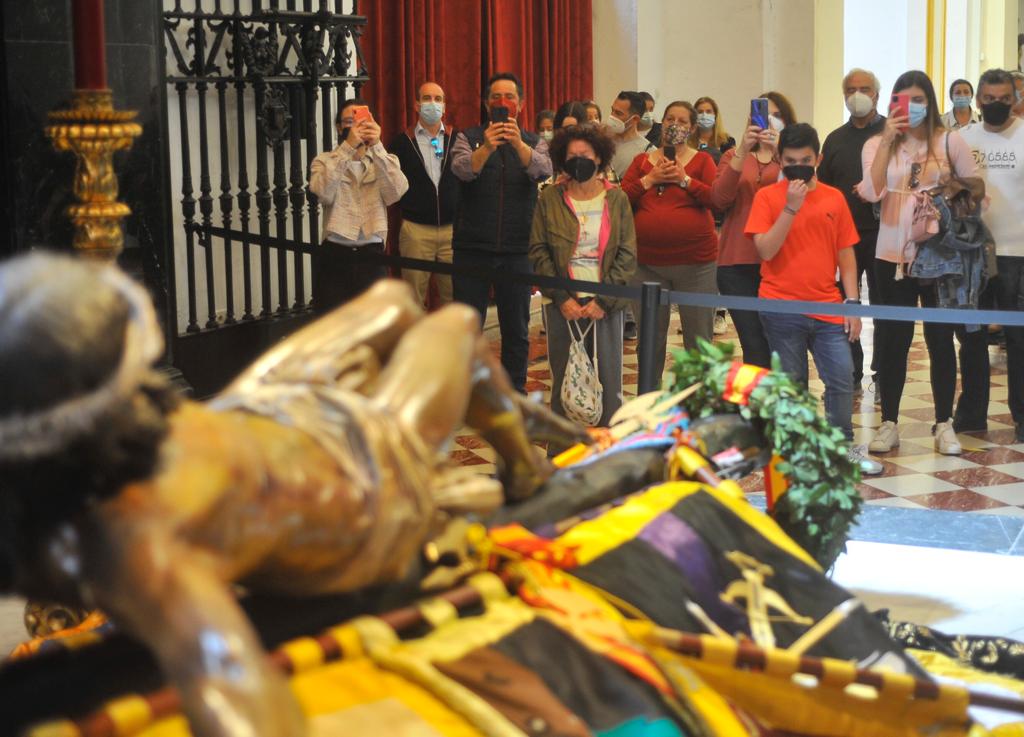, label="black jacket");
[389,127,460,226]
[452,126,544,254]
[818,115,887,233]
